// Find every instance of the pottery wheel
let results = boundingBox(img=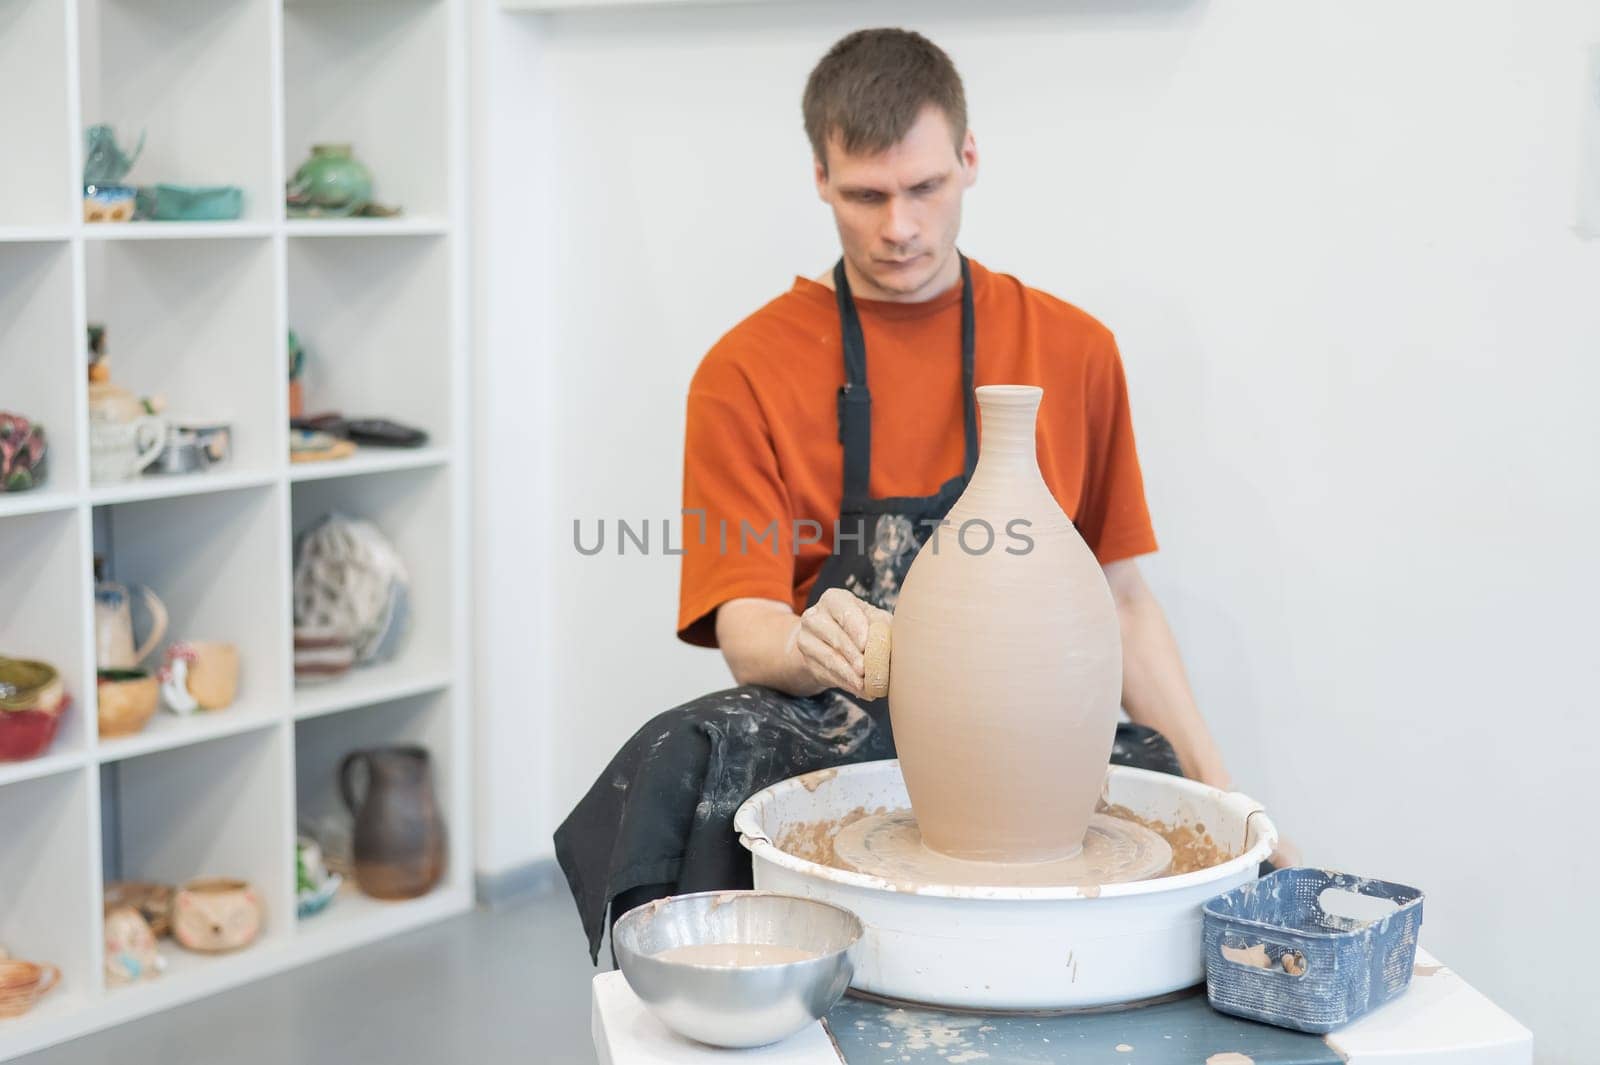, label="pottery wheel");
[831,811,1171,888]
